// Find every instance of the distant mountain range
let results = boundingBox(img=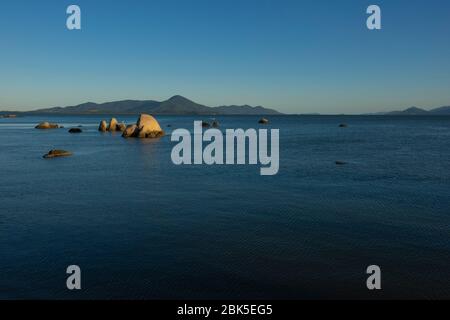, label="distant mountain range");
[371,106,450,115]
[2,97,450,116]
[2,95,282,115]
